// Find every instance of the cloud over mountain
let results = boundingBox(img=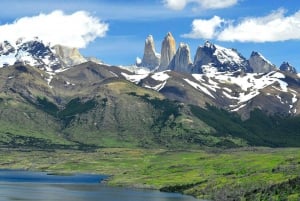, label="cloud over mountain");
[183,9,300,43]
[182,16,224,39]
[218,9,300,42]
[0,10,109,48]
